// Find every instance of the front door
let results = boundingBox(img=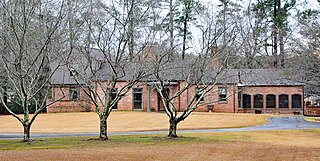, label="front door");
[133,88,143,110]
[158,88,170,111]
